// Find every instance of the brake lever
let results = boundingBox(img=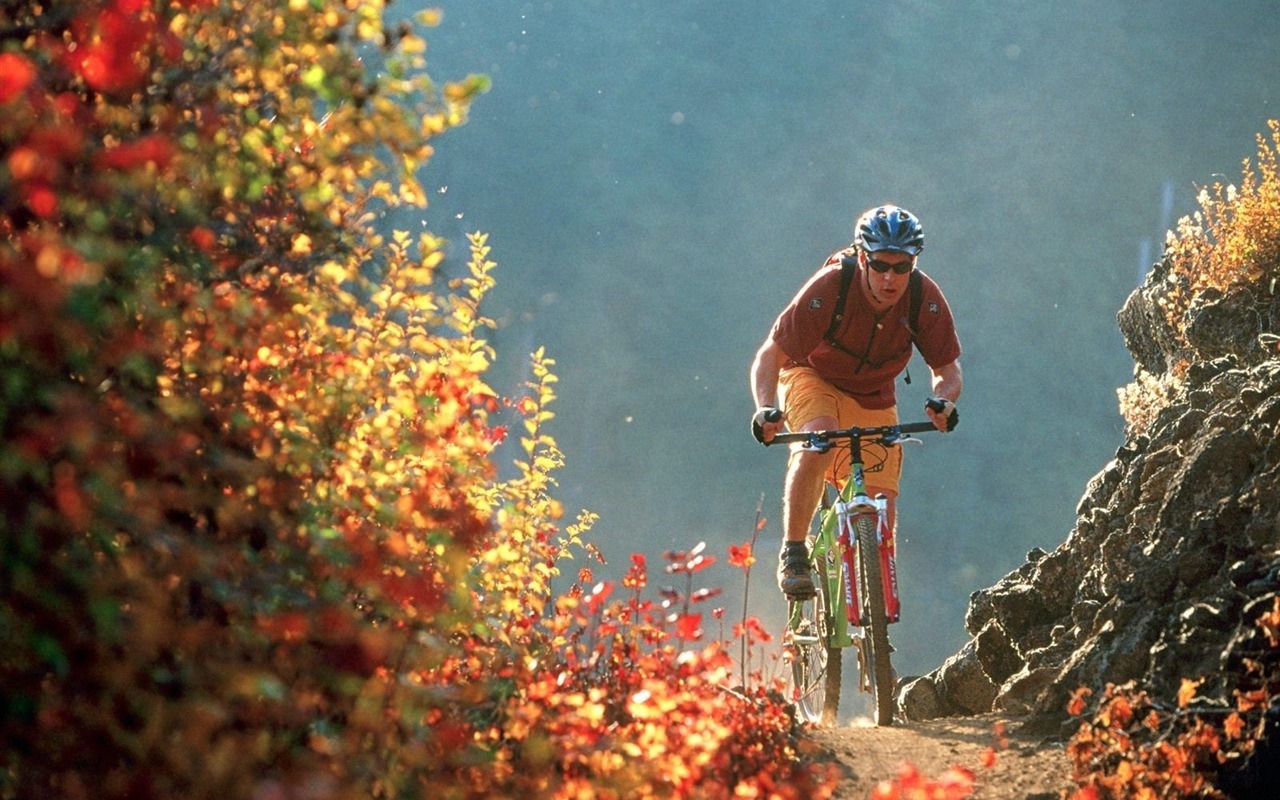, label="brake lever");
[883,433,923,447]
